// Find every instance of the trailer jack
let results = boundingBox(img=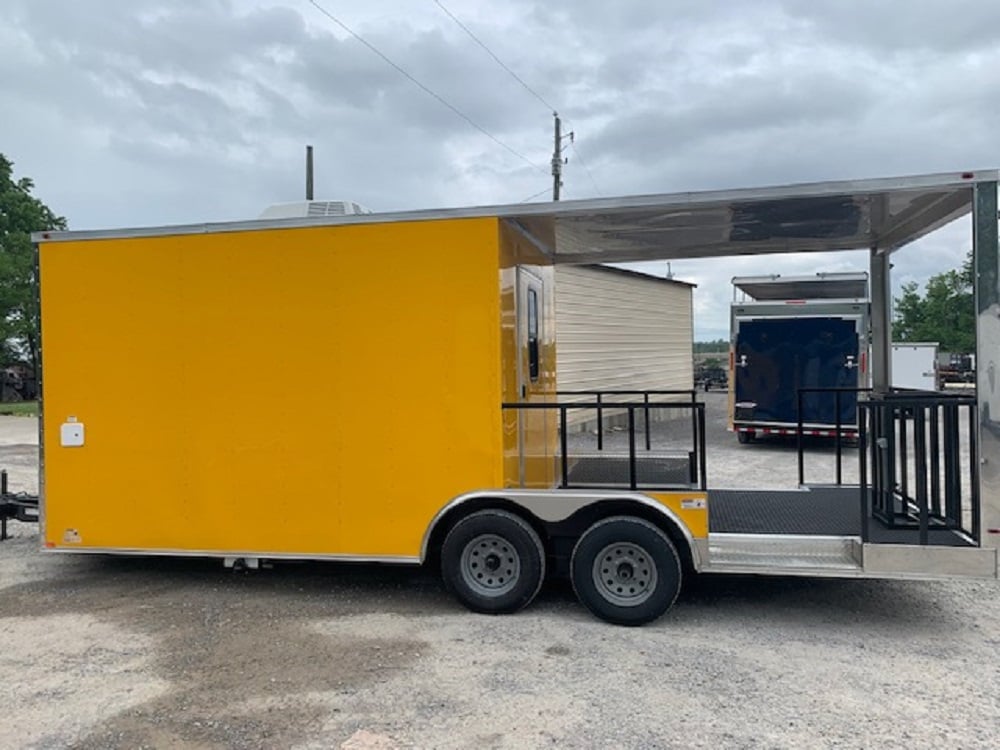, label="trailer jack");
[0,470,39,540]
